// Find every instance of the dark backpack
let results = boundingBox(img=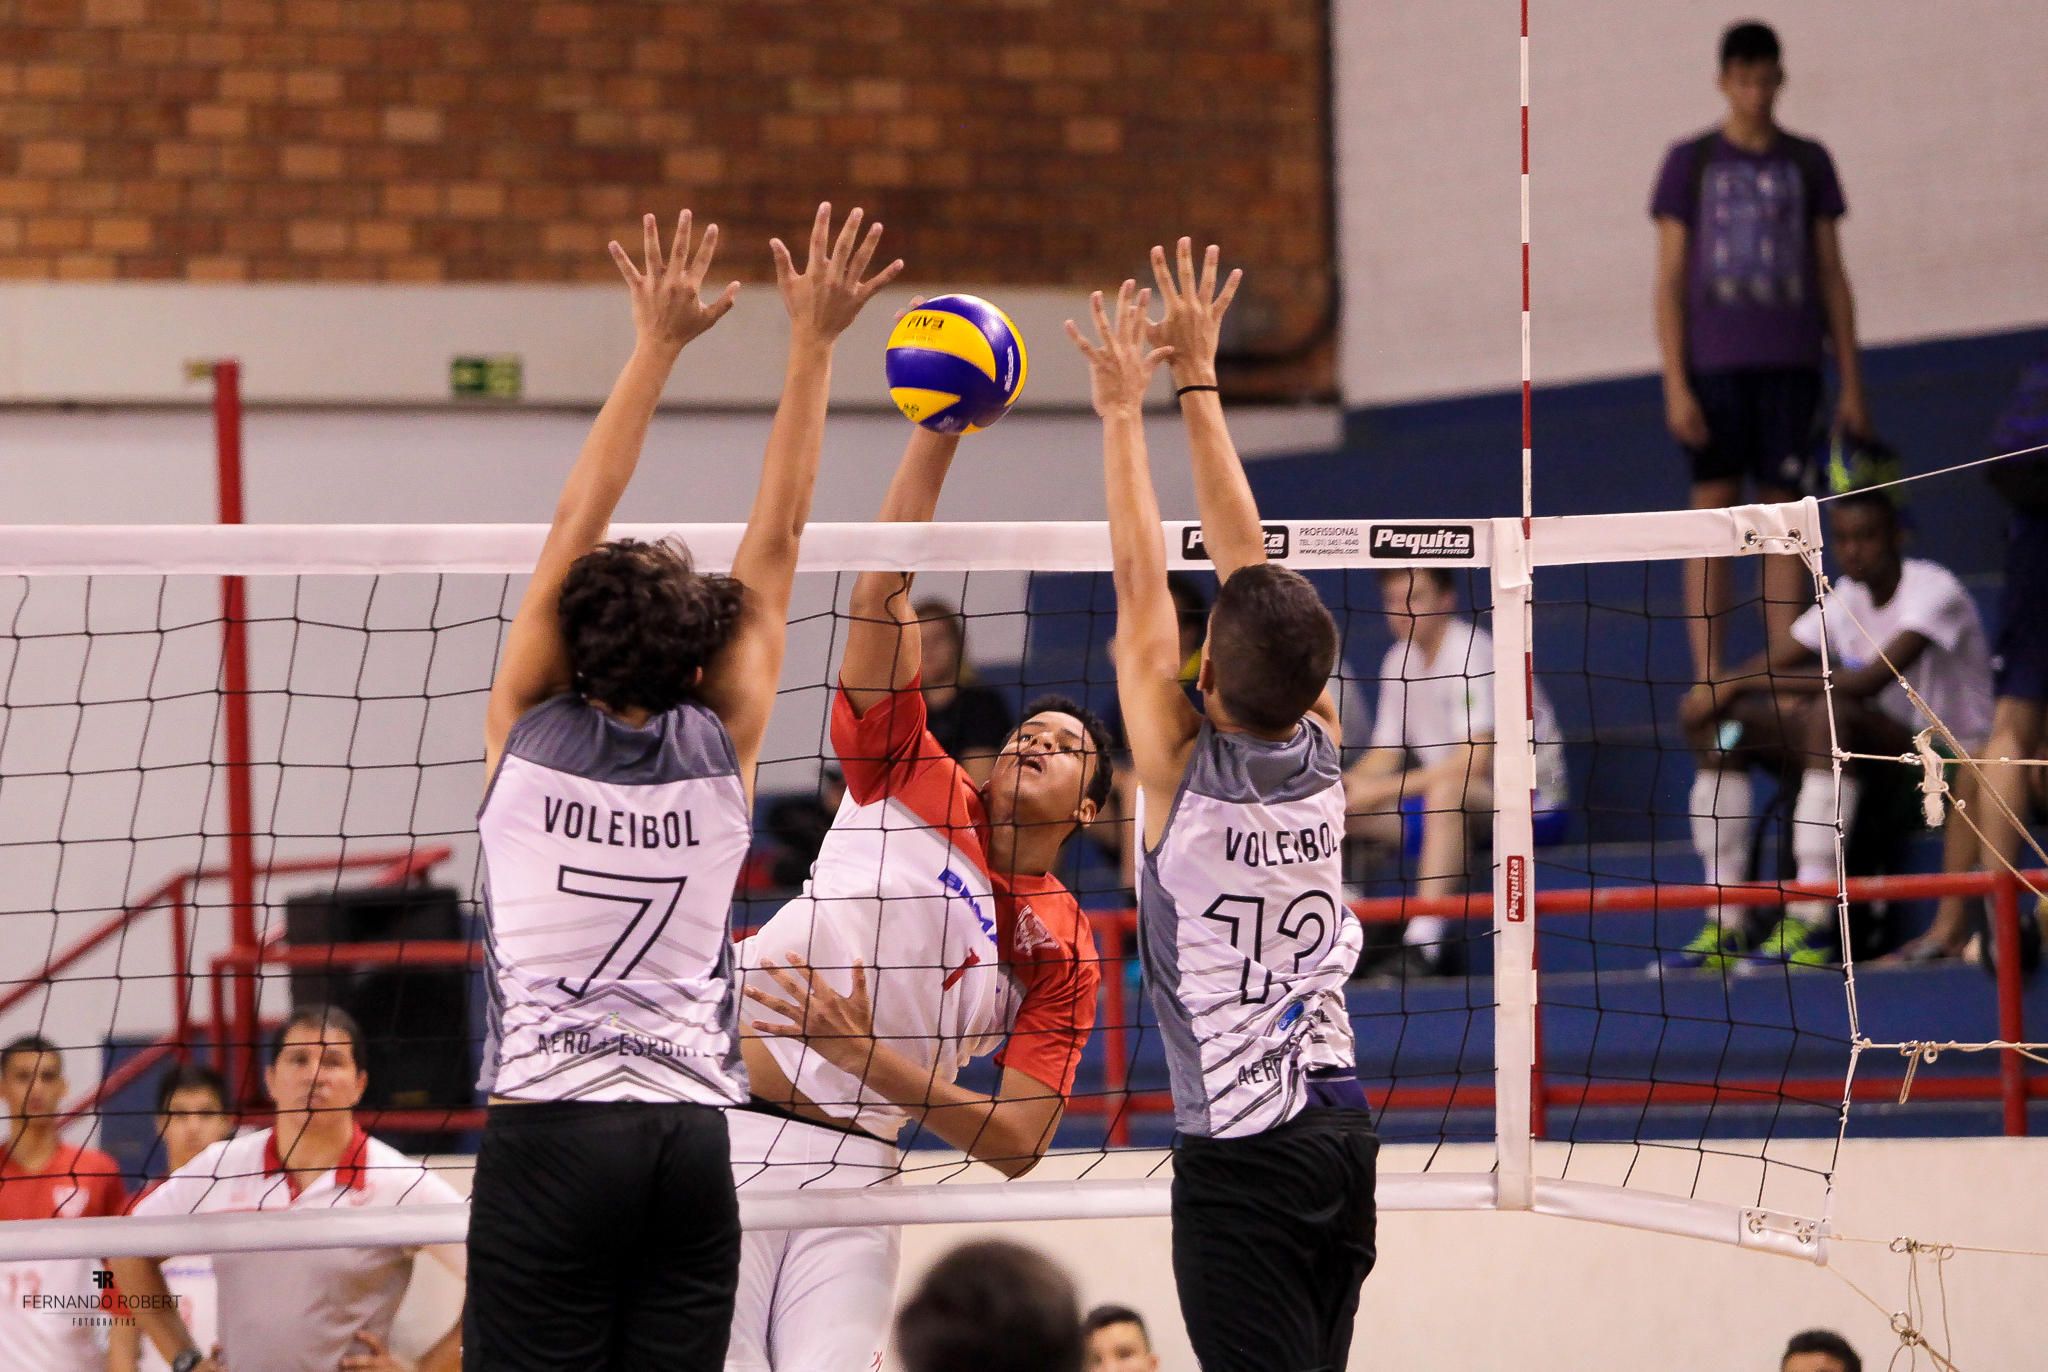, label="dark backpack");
[1987,353,2048,516]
